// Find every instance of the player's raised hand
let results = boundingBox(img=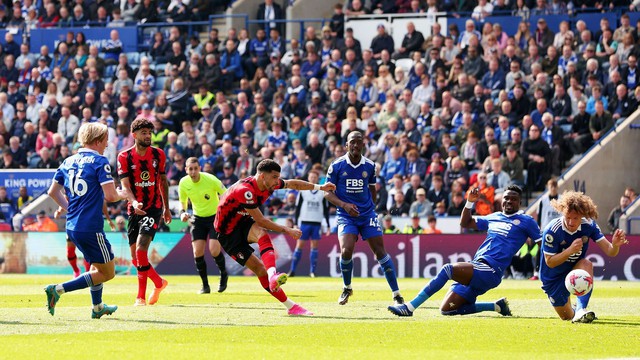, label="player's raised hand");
[343,203,360,217]
[288,227,302,240]
[180,212,190,222]
[320,182,336,192]
[163,208,172,224]
[568,238,583,254]
[467,187,480,203]
[133,201,146,215]
[612,229,629,247]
